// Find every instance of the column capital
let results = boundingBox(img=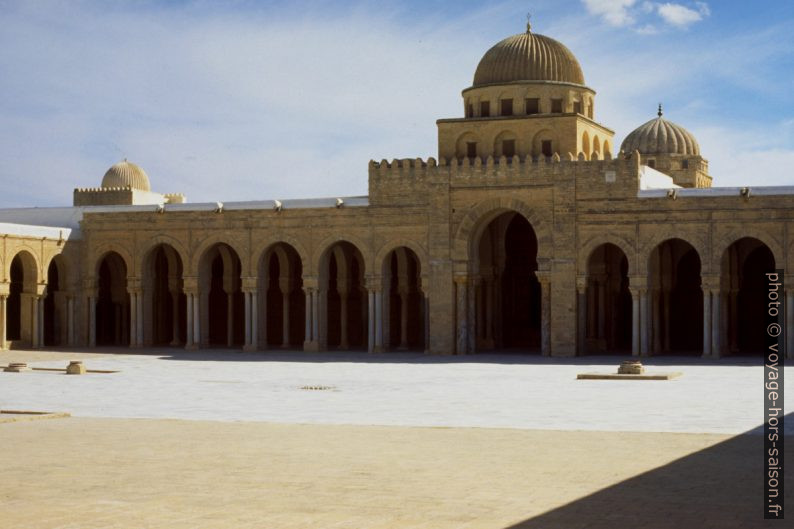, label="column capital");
[0,281,9,297]
[453,274,469,285]
[126,277,142,292]
[302,275,319,289]
[575,275,587,293]
[241,276,257,291]
[701,274,720,291]
[628,285,647,296]
[535,270,551,285]
[182,276,199,293]
[628,275,647,290]
[364,275,382,291]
